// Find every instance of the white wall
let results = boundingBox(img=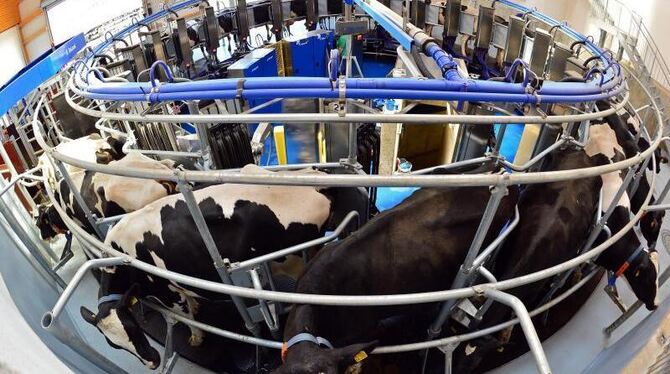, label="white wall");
[46,0,141,44]
[615,0,670,63]
[19,0,51,61]
[0,26,27,86]
[524,0,670,65]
